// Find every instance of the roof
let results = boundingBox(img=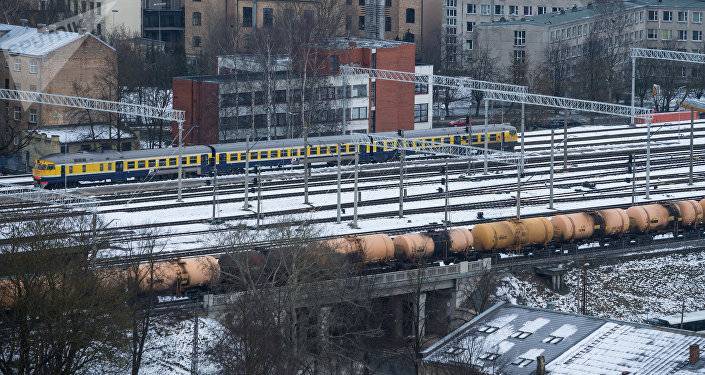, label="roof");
[319,36,414,50]
[34,124,135,143]
[422,302,705,375]
[480,0,705,28]
[0,23,86,56]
